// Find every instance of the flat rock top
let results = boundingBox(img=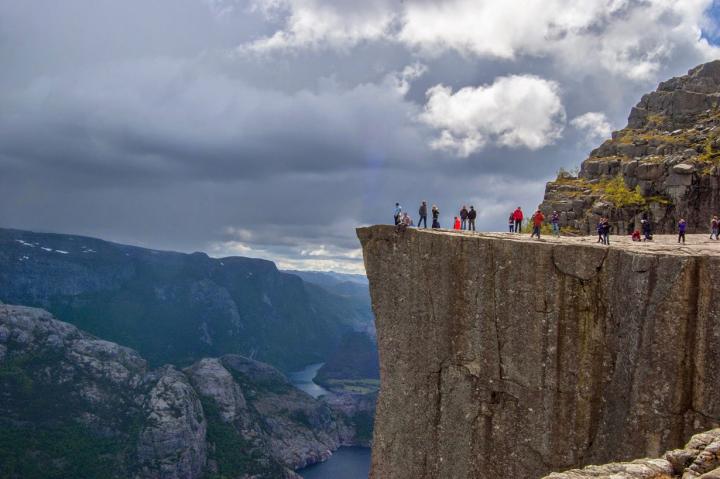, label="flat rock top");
[358,225,720,258]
